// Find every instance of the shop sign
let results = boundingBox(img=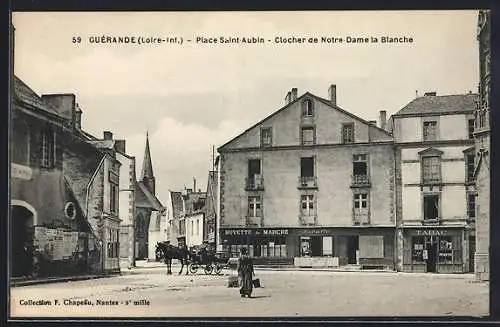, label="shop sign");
[11,163,32,180]
[300,229,330,235]
[223,228,289,236]
[416,229,447,236]
[108,171,119,185]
